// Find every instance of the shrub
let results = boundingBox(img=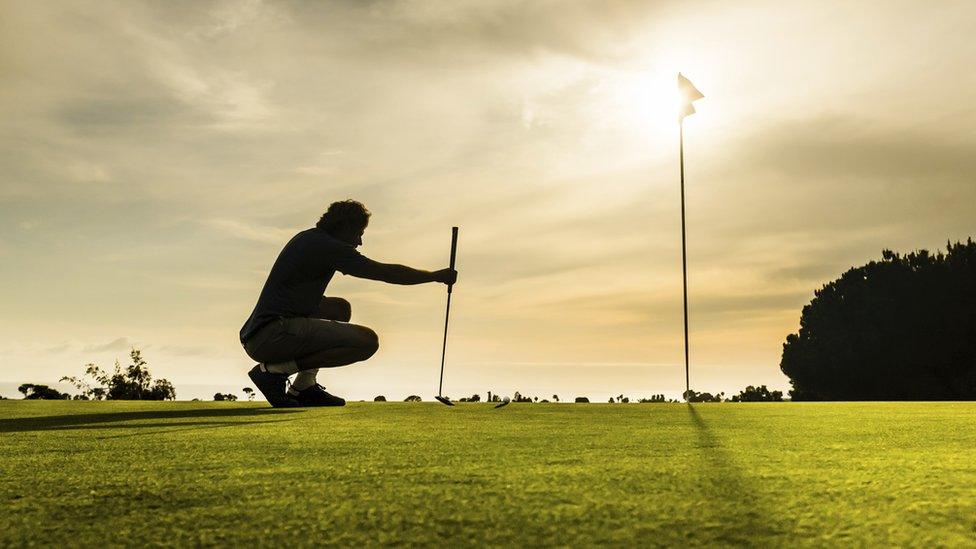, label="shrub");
[61,349,176,400]
[18,384,71,400]
[730,385,783,402]
[683,390,723,403]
